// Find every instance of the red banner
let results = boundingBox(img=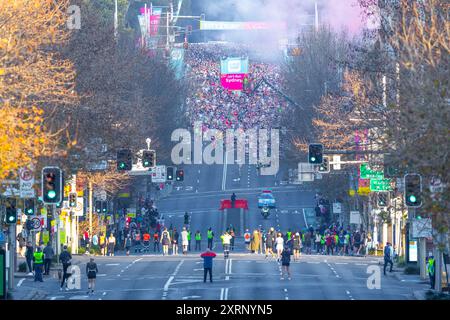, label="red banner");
[220,199,249,210]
